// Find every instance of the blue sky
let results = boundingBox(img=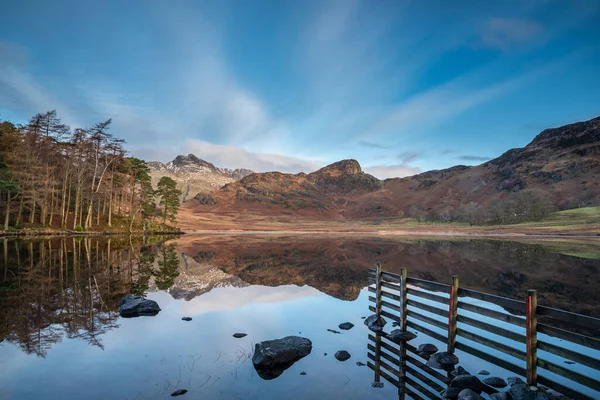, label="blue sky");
[1,0,599,178]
